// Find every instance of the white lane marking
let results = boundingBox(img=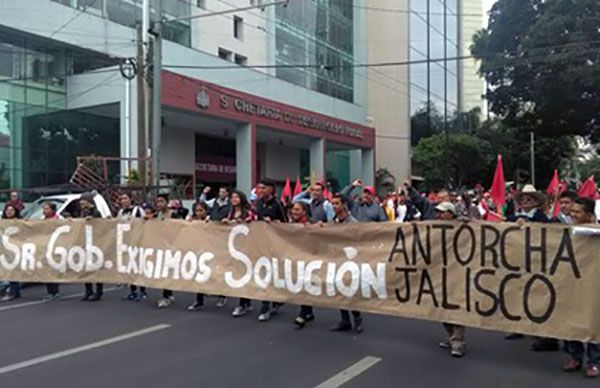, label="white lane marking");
[315,356,382,388]
[0,287,119,312]
[0,324,171,375]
